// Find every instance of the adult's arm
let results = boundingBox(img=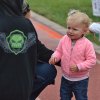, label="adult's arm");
[37,40,53,62]
[37,40,61,66]
[22,1,61,66]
